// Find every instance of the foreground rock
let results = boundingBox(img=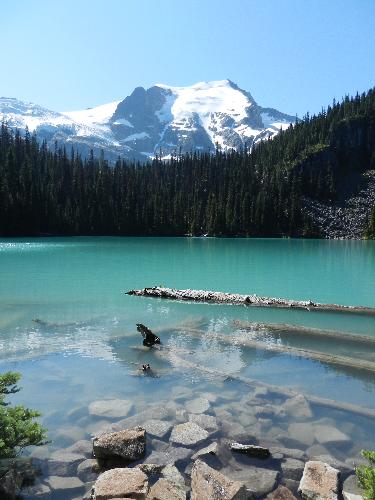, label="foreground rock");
[191,460,248,500]
[147,478,186,500]
[230,442,270,458]
[88,399,133,418]
[266,485,297,499]
[92,467,148,499]
[299,460,340,499]
[223,466,279,497]
[93,426,146,461]
[170,422,209,446]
